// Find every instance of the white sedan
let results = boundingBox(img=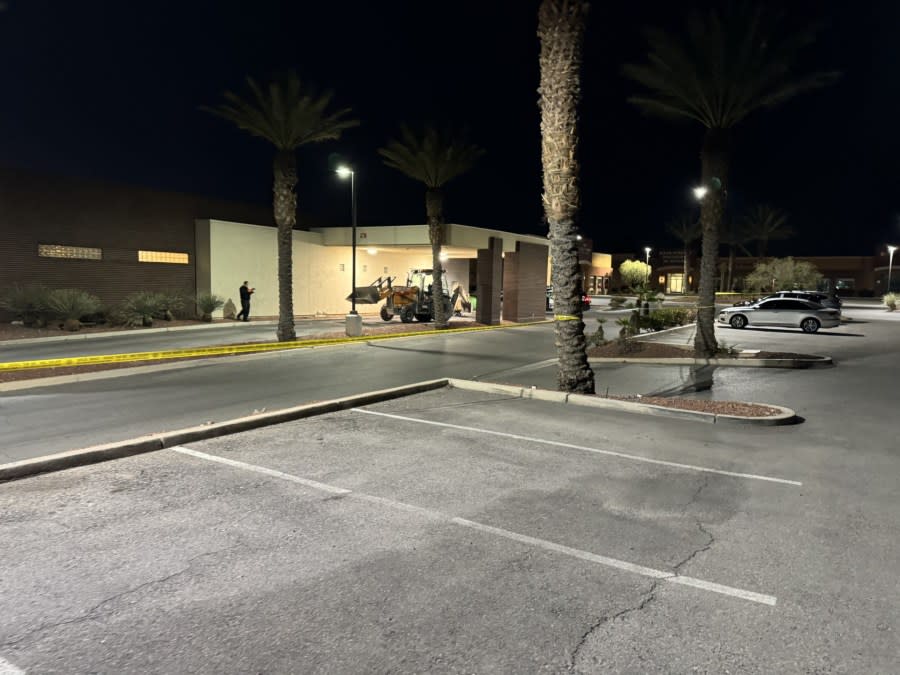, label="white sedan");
[718,298,841,333]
